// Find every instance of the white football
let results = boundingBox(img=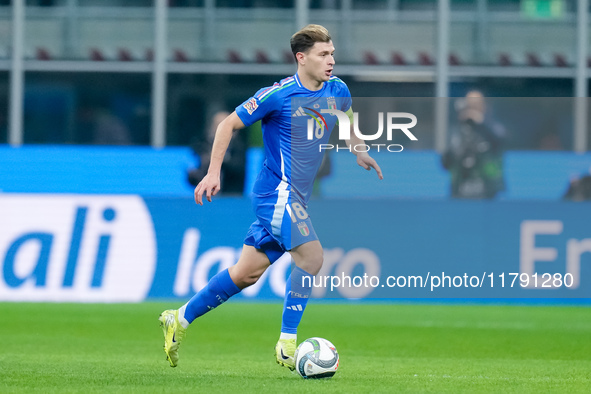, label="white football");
[294,337,339,379]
